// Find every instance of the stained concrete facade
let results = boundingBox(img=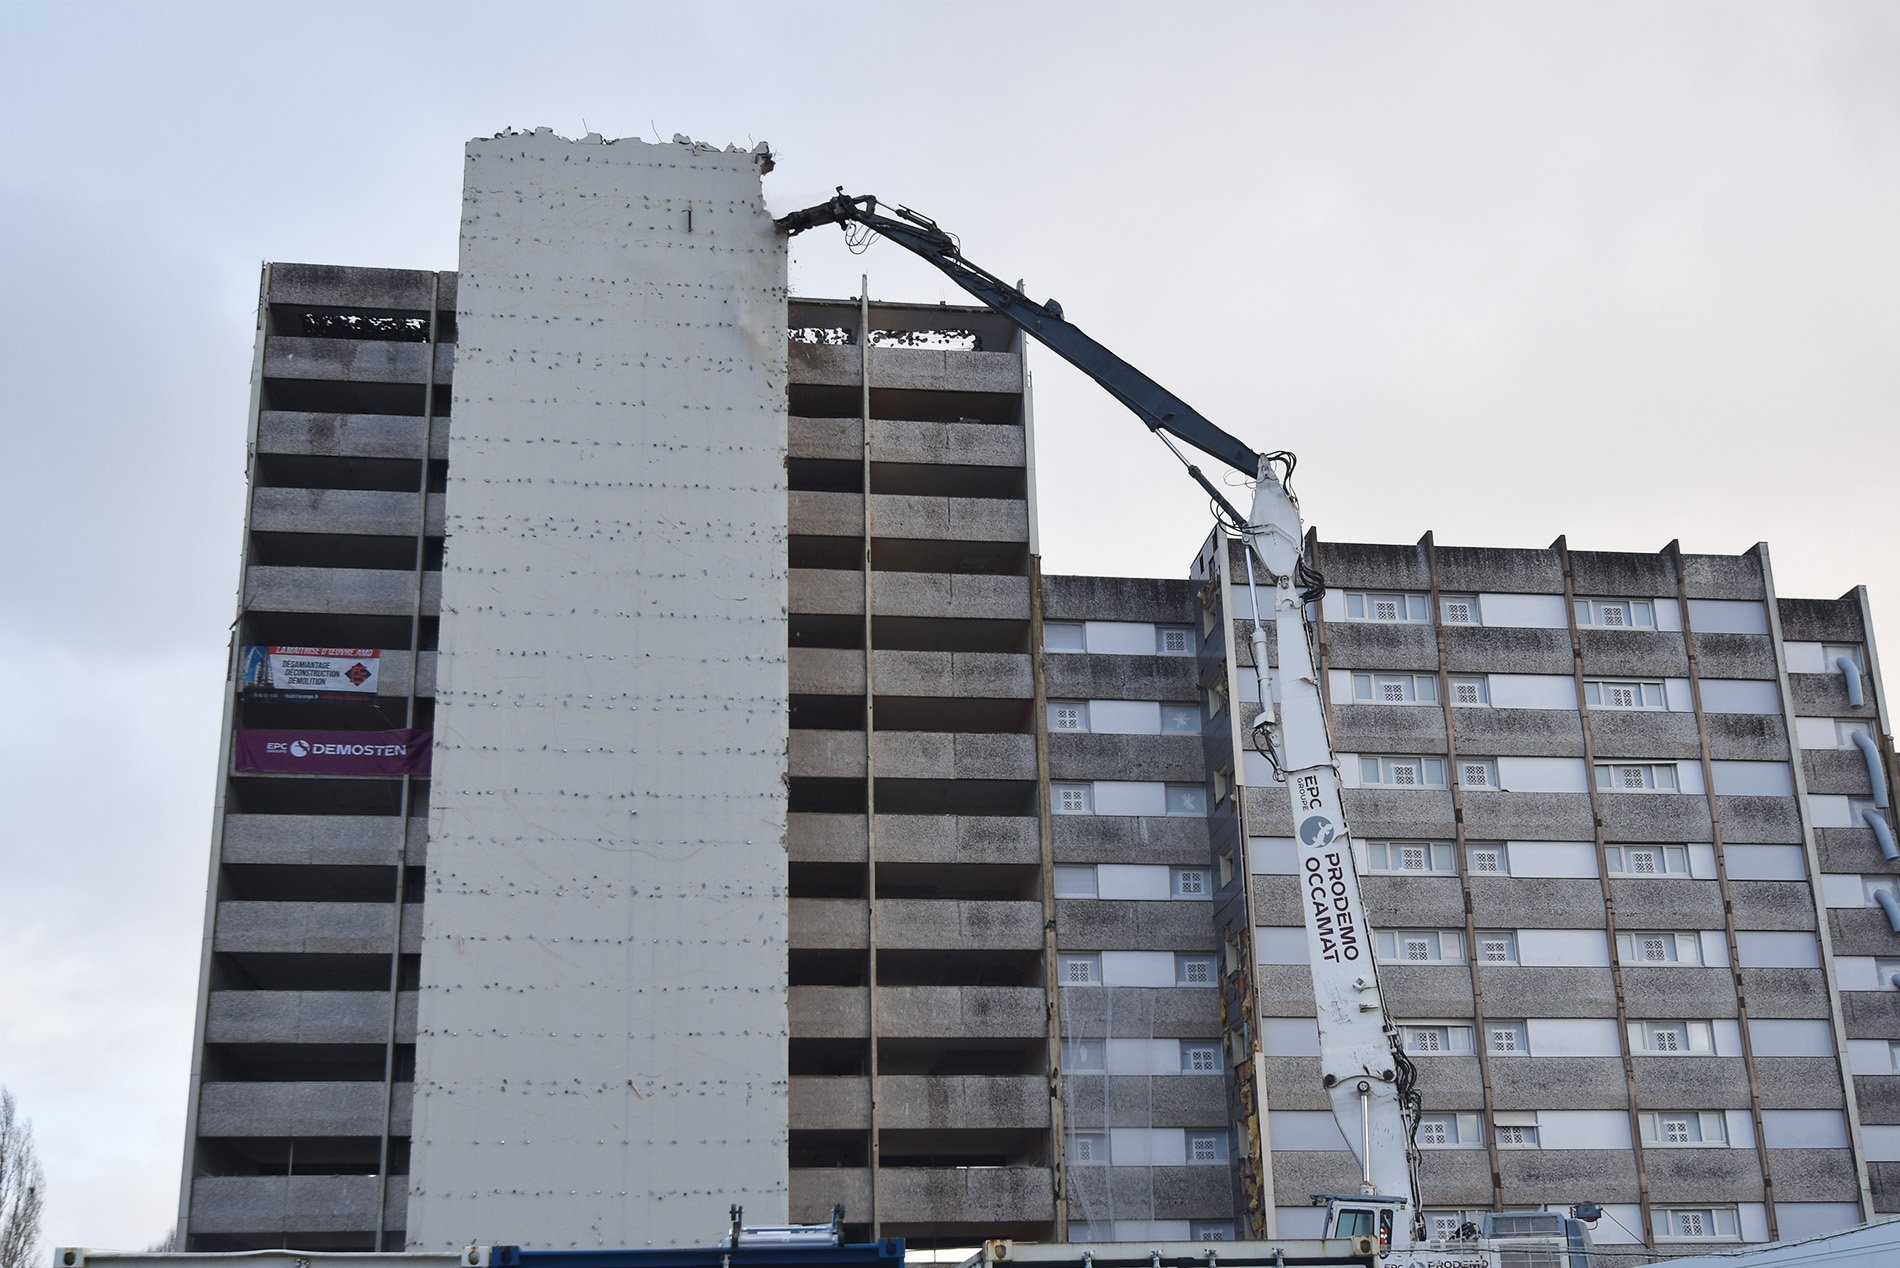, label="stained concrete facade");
[177,130,1900,1259]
